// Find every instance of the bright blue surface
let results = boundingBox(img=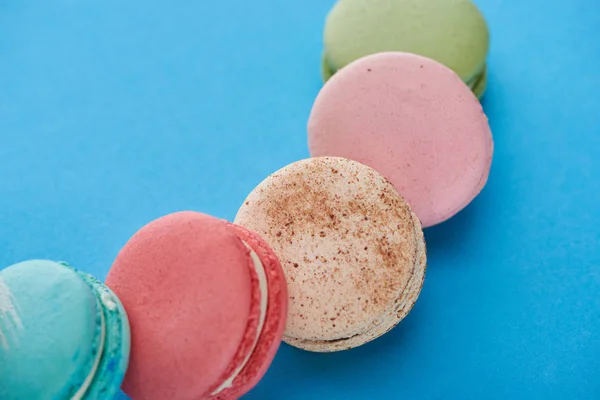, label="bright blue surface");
[0,0,598,399]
